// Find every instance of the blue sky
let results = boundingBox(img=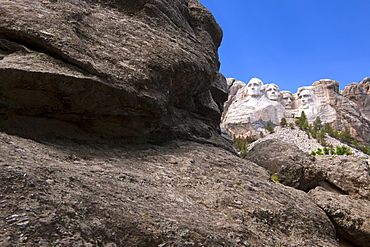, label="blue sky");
[199,0,370,92]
